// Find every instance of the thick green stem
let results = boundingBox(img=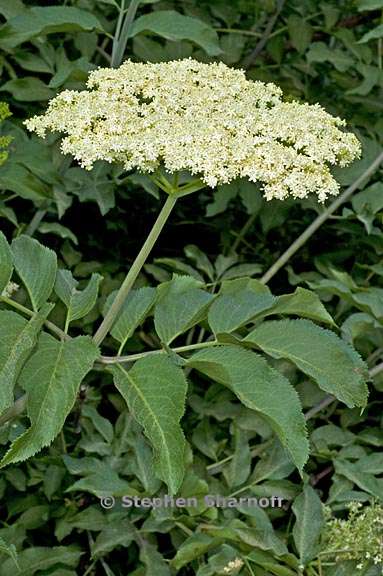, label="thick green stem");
[93,194,178,346]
